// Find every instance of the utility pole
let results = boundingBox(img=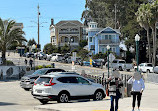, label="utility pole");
[114,4,117,29]
[37,4,40,45]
